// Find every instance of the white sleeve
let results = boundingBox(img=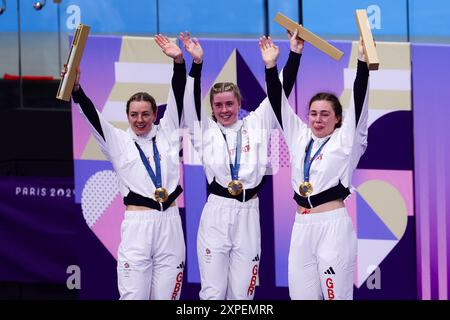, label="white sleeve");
[277,73,308,152]
[76,104,128,160]
[245,97,276,131]
[250,68,308,151]
[158,77,182,146]
[182,75,203,156]
[348,79,370,174]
